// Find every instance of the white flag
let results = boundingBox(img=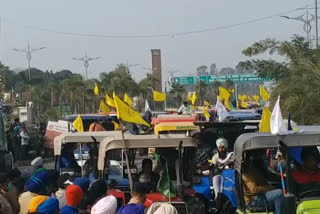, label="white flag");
[270,96,286,135]
[215,98,229,122]
[145,99,151,112]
